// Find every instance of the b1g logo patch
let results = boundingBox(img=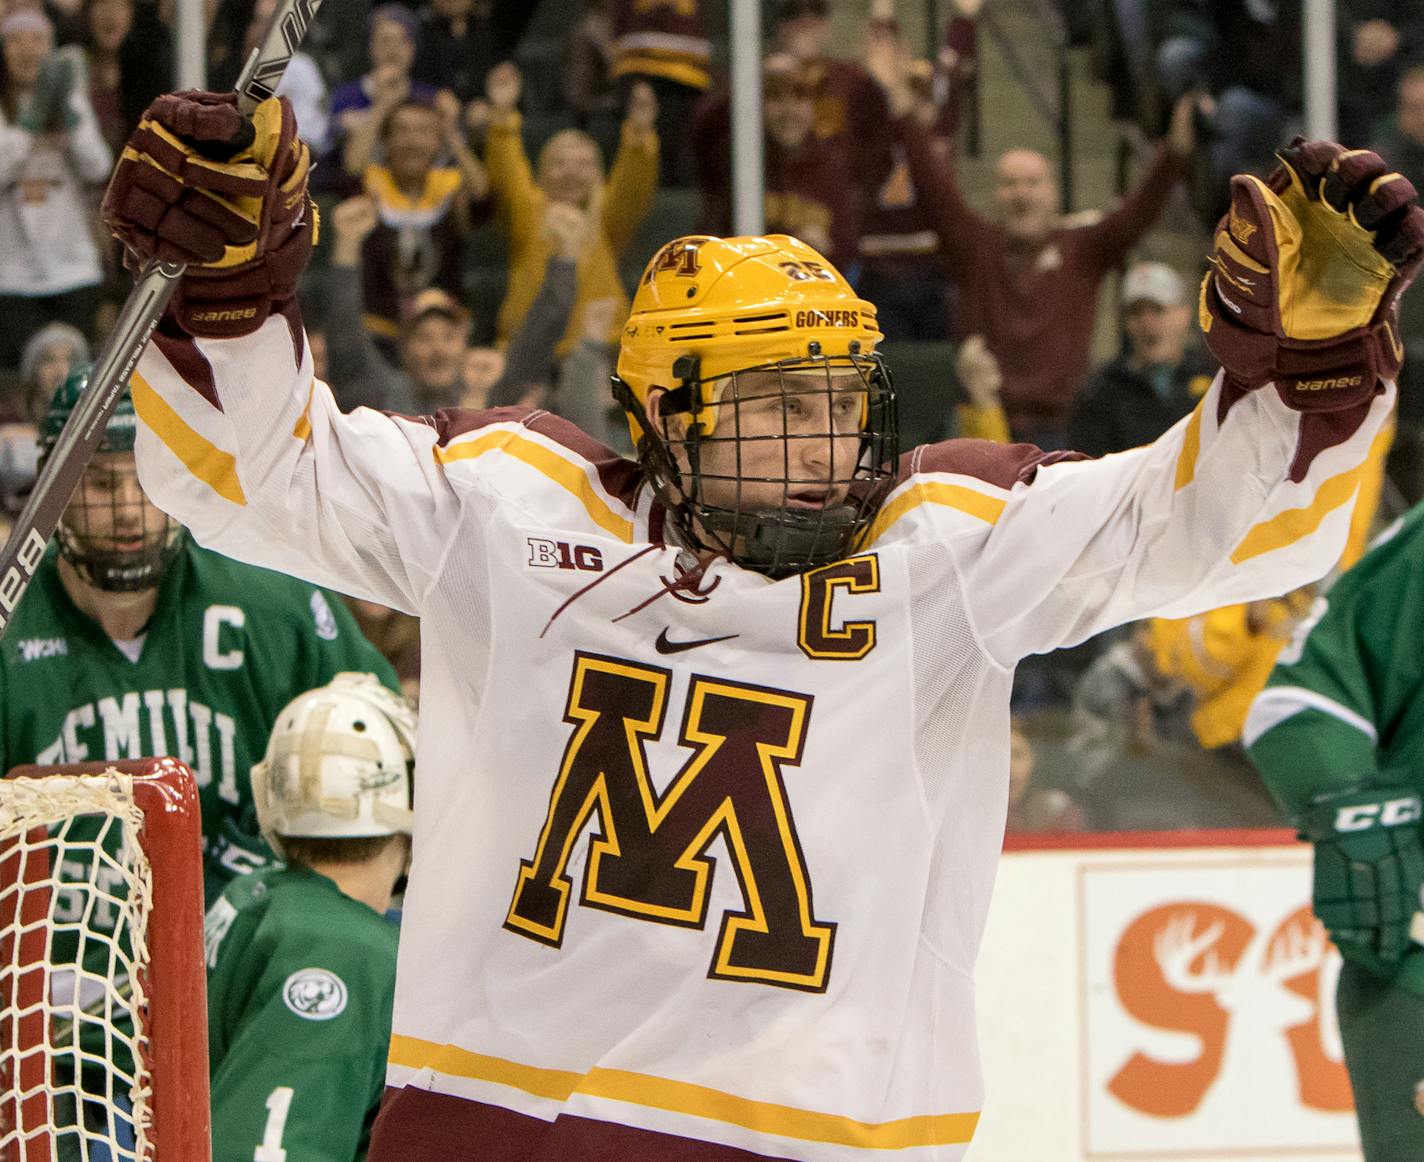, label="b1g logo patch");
[283,967,348,1020]
[527,538,604,572]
